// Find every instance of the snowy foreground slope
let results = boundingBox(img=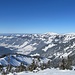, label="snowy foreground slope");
[7,68,75,75]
